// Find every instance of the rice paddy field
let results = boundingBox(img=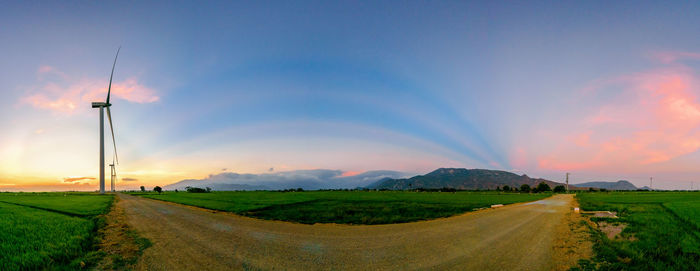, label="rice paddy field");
[133,190,550,224]
[0,192,113,271]
[576,192,700,270]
